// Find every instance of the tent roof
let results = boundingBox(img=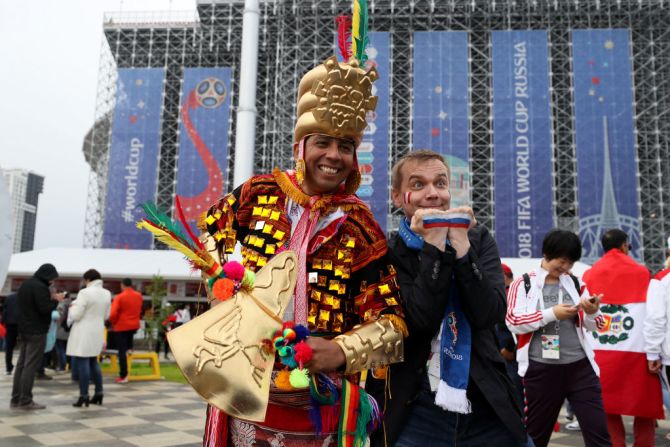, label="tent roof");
[7,248,200,281]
